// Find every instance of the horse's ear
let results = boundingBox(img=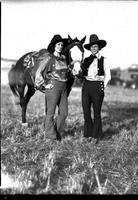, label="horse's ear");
[68,35,73,44]
[81,36,86,44]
